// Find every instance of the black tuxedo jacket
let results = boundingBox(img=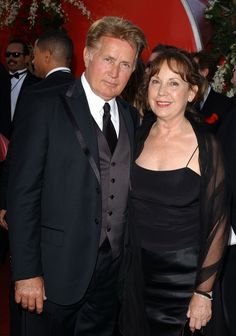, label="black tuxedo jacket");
[7,78,138,305]
[25,70,74,92]
[0,64,11,139]
[200,88,235,133]
[0,70,40,139]
[0,71,74,209]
